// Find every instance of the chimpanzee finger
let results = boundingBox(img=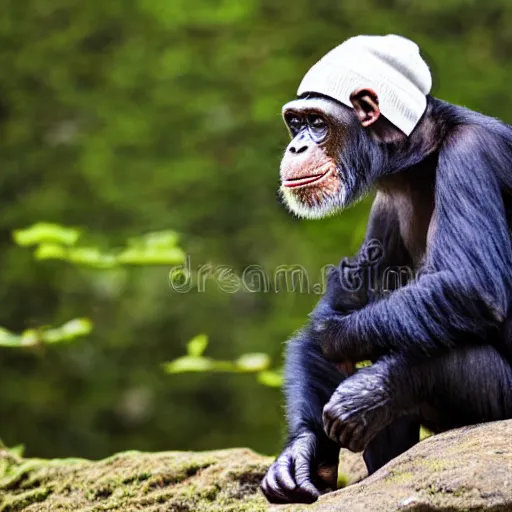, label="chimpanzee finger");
[261,466,290,503]
[323,408,340,442]
[338,420,355,448]
[274,455,297,492]
[331,420,345,445]
[347,422,367,452]
[294,451,321,502]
